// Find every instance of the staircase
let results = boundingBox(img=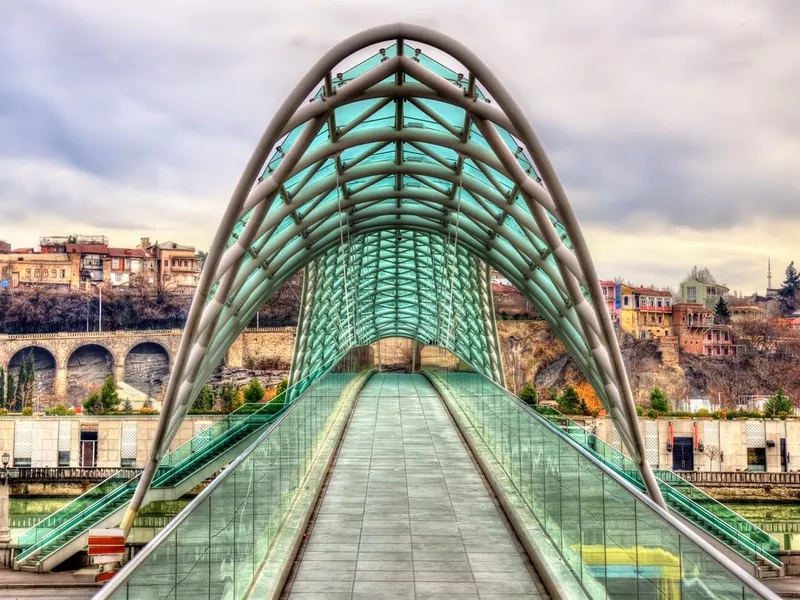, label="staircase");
[540,411,783,578]
[14,401,283,573]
